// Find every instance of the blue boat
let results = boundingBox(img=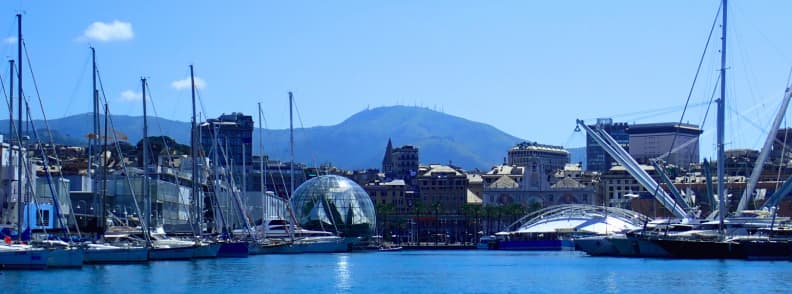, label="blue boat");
[491,232,575,251]
[217,241,249,257]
